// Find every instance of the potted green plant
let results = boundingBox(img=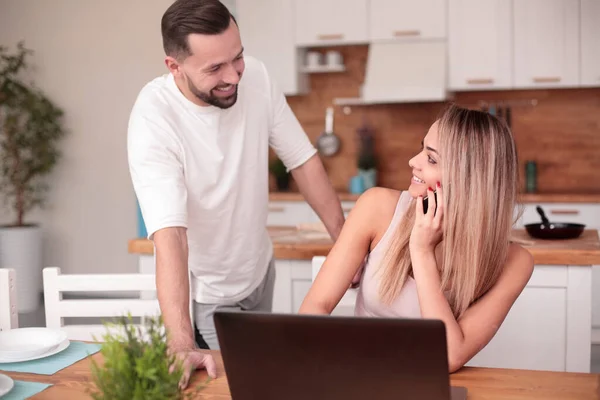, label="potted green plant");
[89,314,211,400]
[269,157,290,191]
[0,41,66,312]
[356,122,377,190]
